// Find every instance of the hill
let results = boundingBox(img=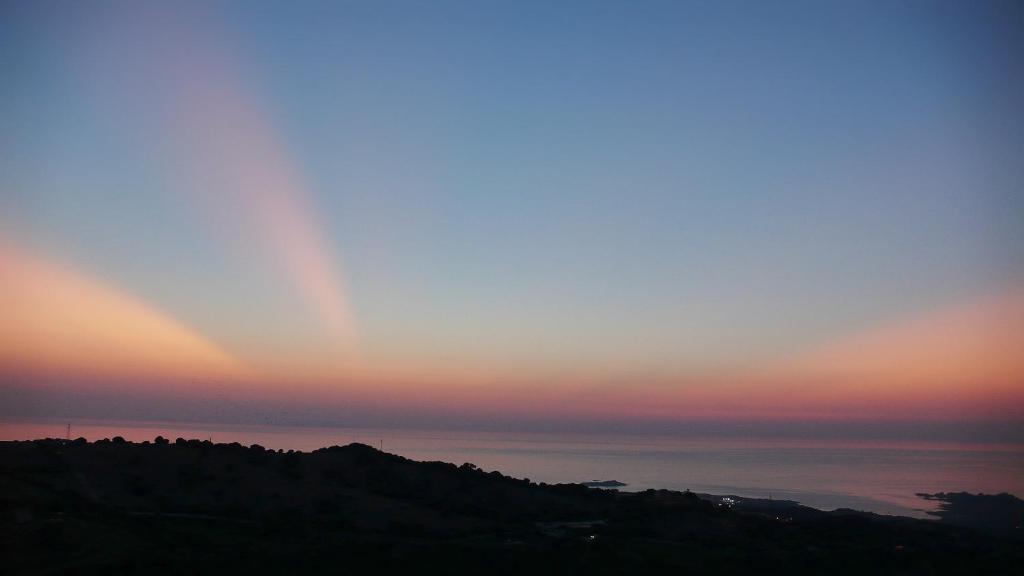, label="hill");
[1,438,1020,574]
